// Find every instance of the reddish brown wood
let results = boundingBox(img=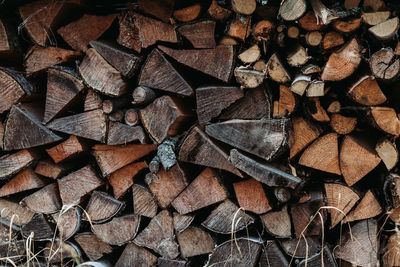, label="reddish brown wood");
[233,178,271,214]
[46,135,87,163]
[0,168,46,197]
